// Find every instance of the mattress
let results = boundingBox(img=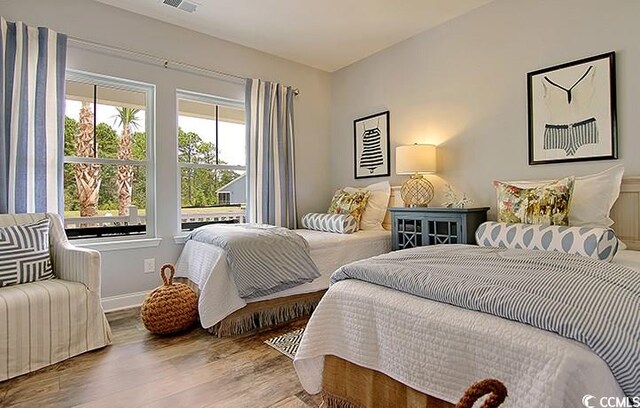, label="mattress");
[294,249,639,407]
[174,229,391,328]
